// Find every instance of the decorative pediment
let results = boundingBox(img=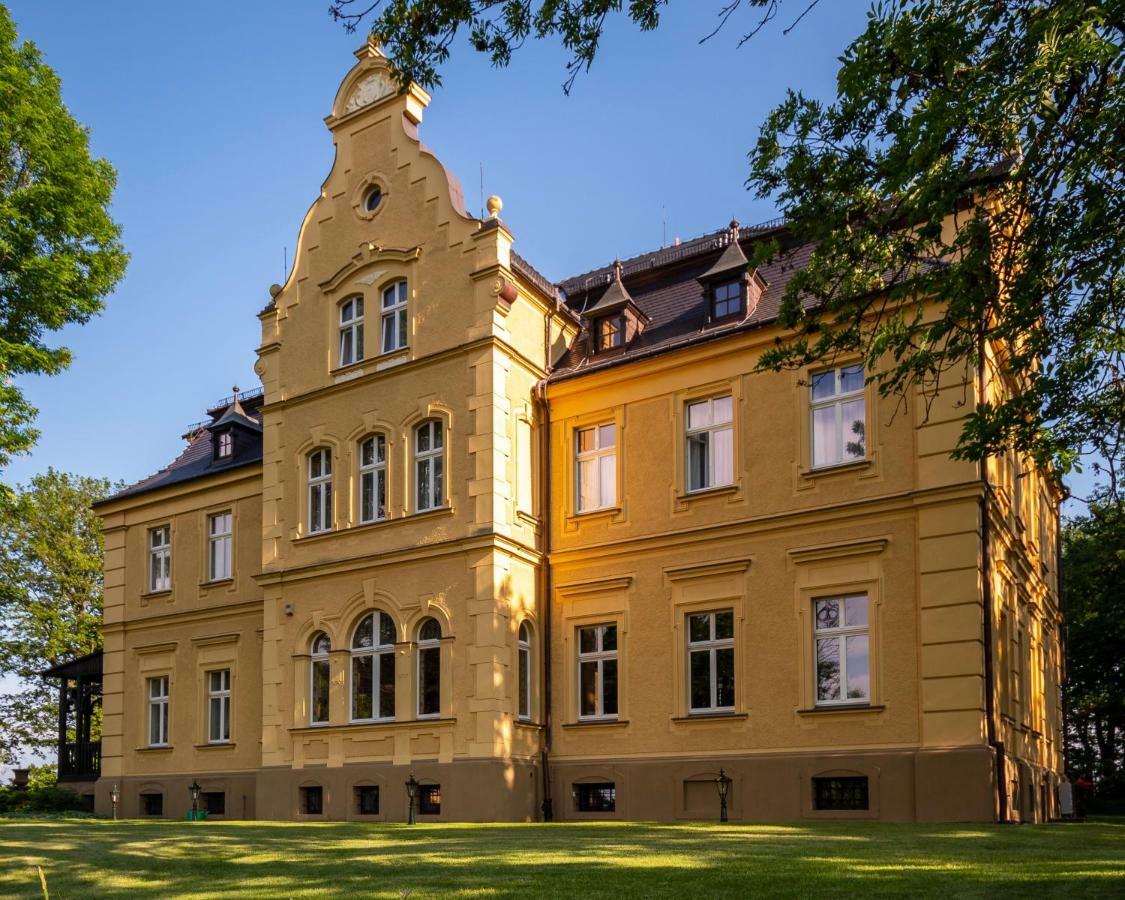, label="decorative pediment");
[318,243,422,293]
[343,69,397,113]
